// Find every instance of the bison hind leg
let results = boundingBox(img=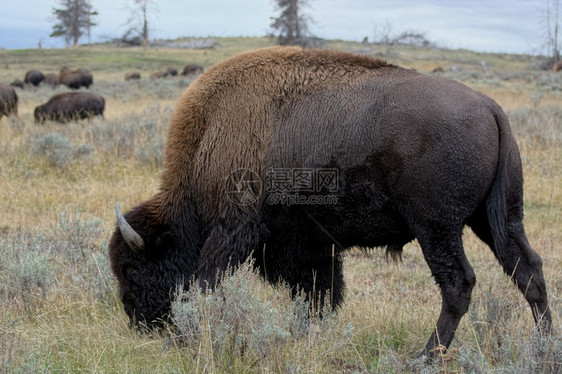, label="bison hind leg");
[467,205,552,334]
